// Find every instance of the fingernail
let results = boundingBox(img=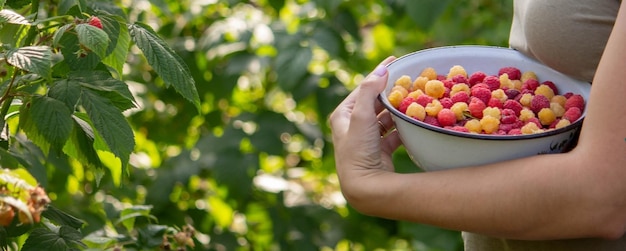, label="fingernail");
[373,64,387,77]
